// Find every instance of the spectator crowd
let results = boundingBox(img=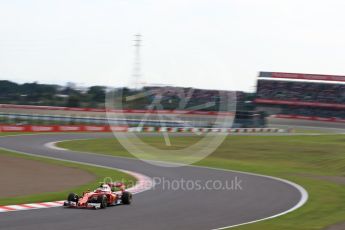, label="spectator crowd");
[281,107,345,119]
[120,86,246,111]
[256,80,345,119]
[257,80,345,104]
